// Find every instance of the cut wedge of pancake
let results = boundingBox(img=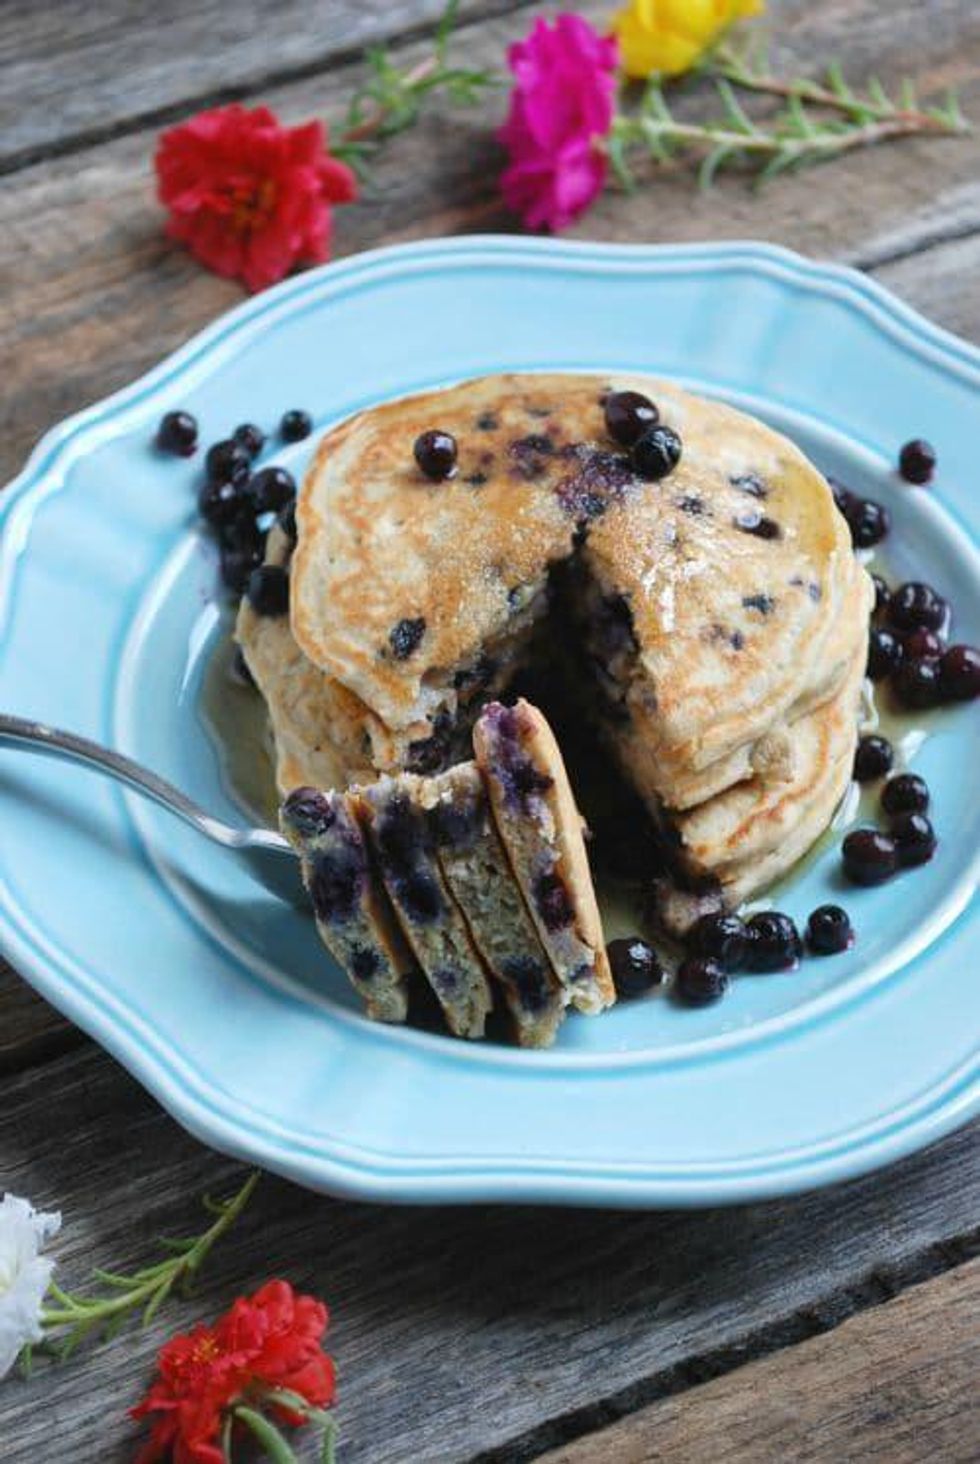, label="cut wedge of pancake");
[352,778,494,1039]
[474,699,614,1015]
[419,763,566,1048]
[279,786,413,1022]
